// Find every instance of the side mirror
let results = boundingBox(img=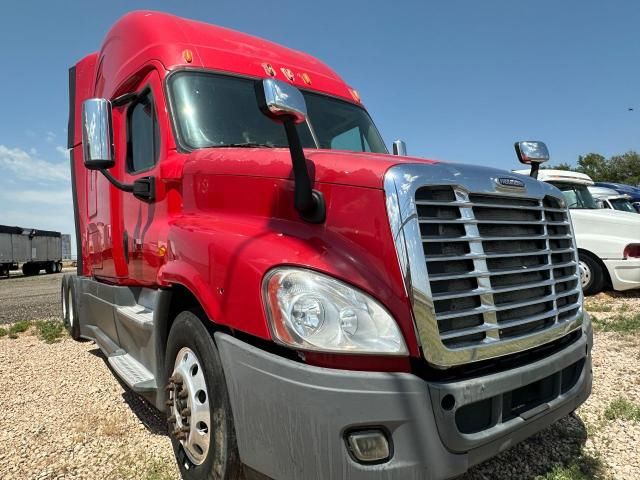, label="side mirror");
[515,141,549,179]
[255,78,325,223]
[81,98,115,170]
[392,140,407,156]
[515,141,549,165]
[256,78,307,124]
